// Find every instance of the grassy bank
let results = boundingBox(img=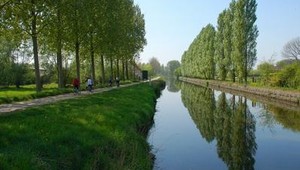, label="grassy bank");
[180,77,300,104]
[0,80,165,169]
